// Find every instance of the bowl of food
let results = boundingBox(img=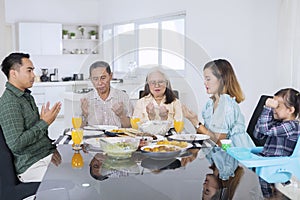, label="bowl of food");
[138,120,172,136]
[100,137,140,159]
[140,145,182,160]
